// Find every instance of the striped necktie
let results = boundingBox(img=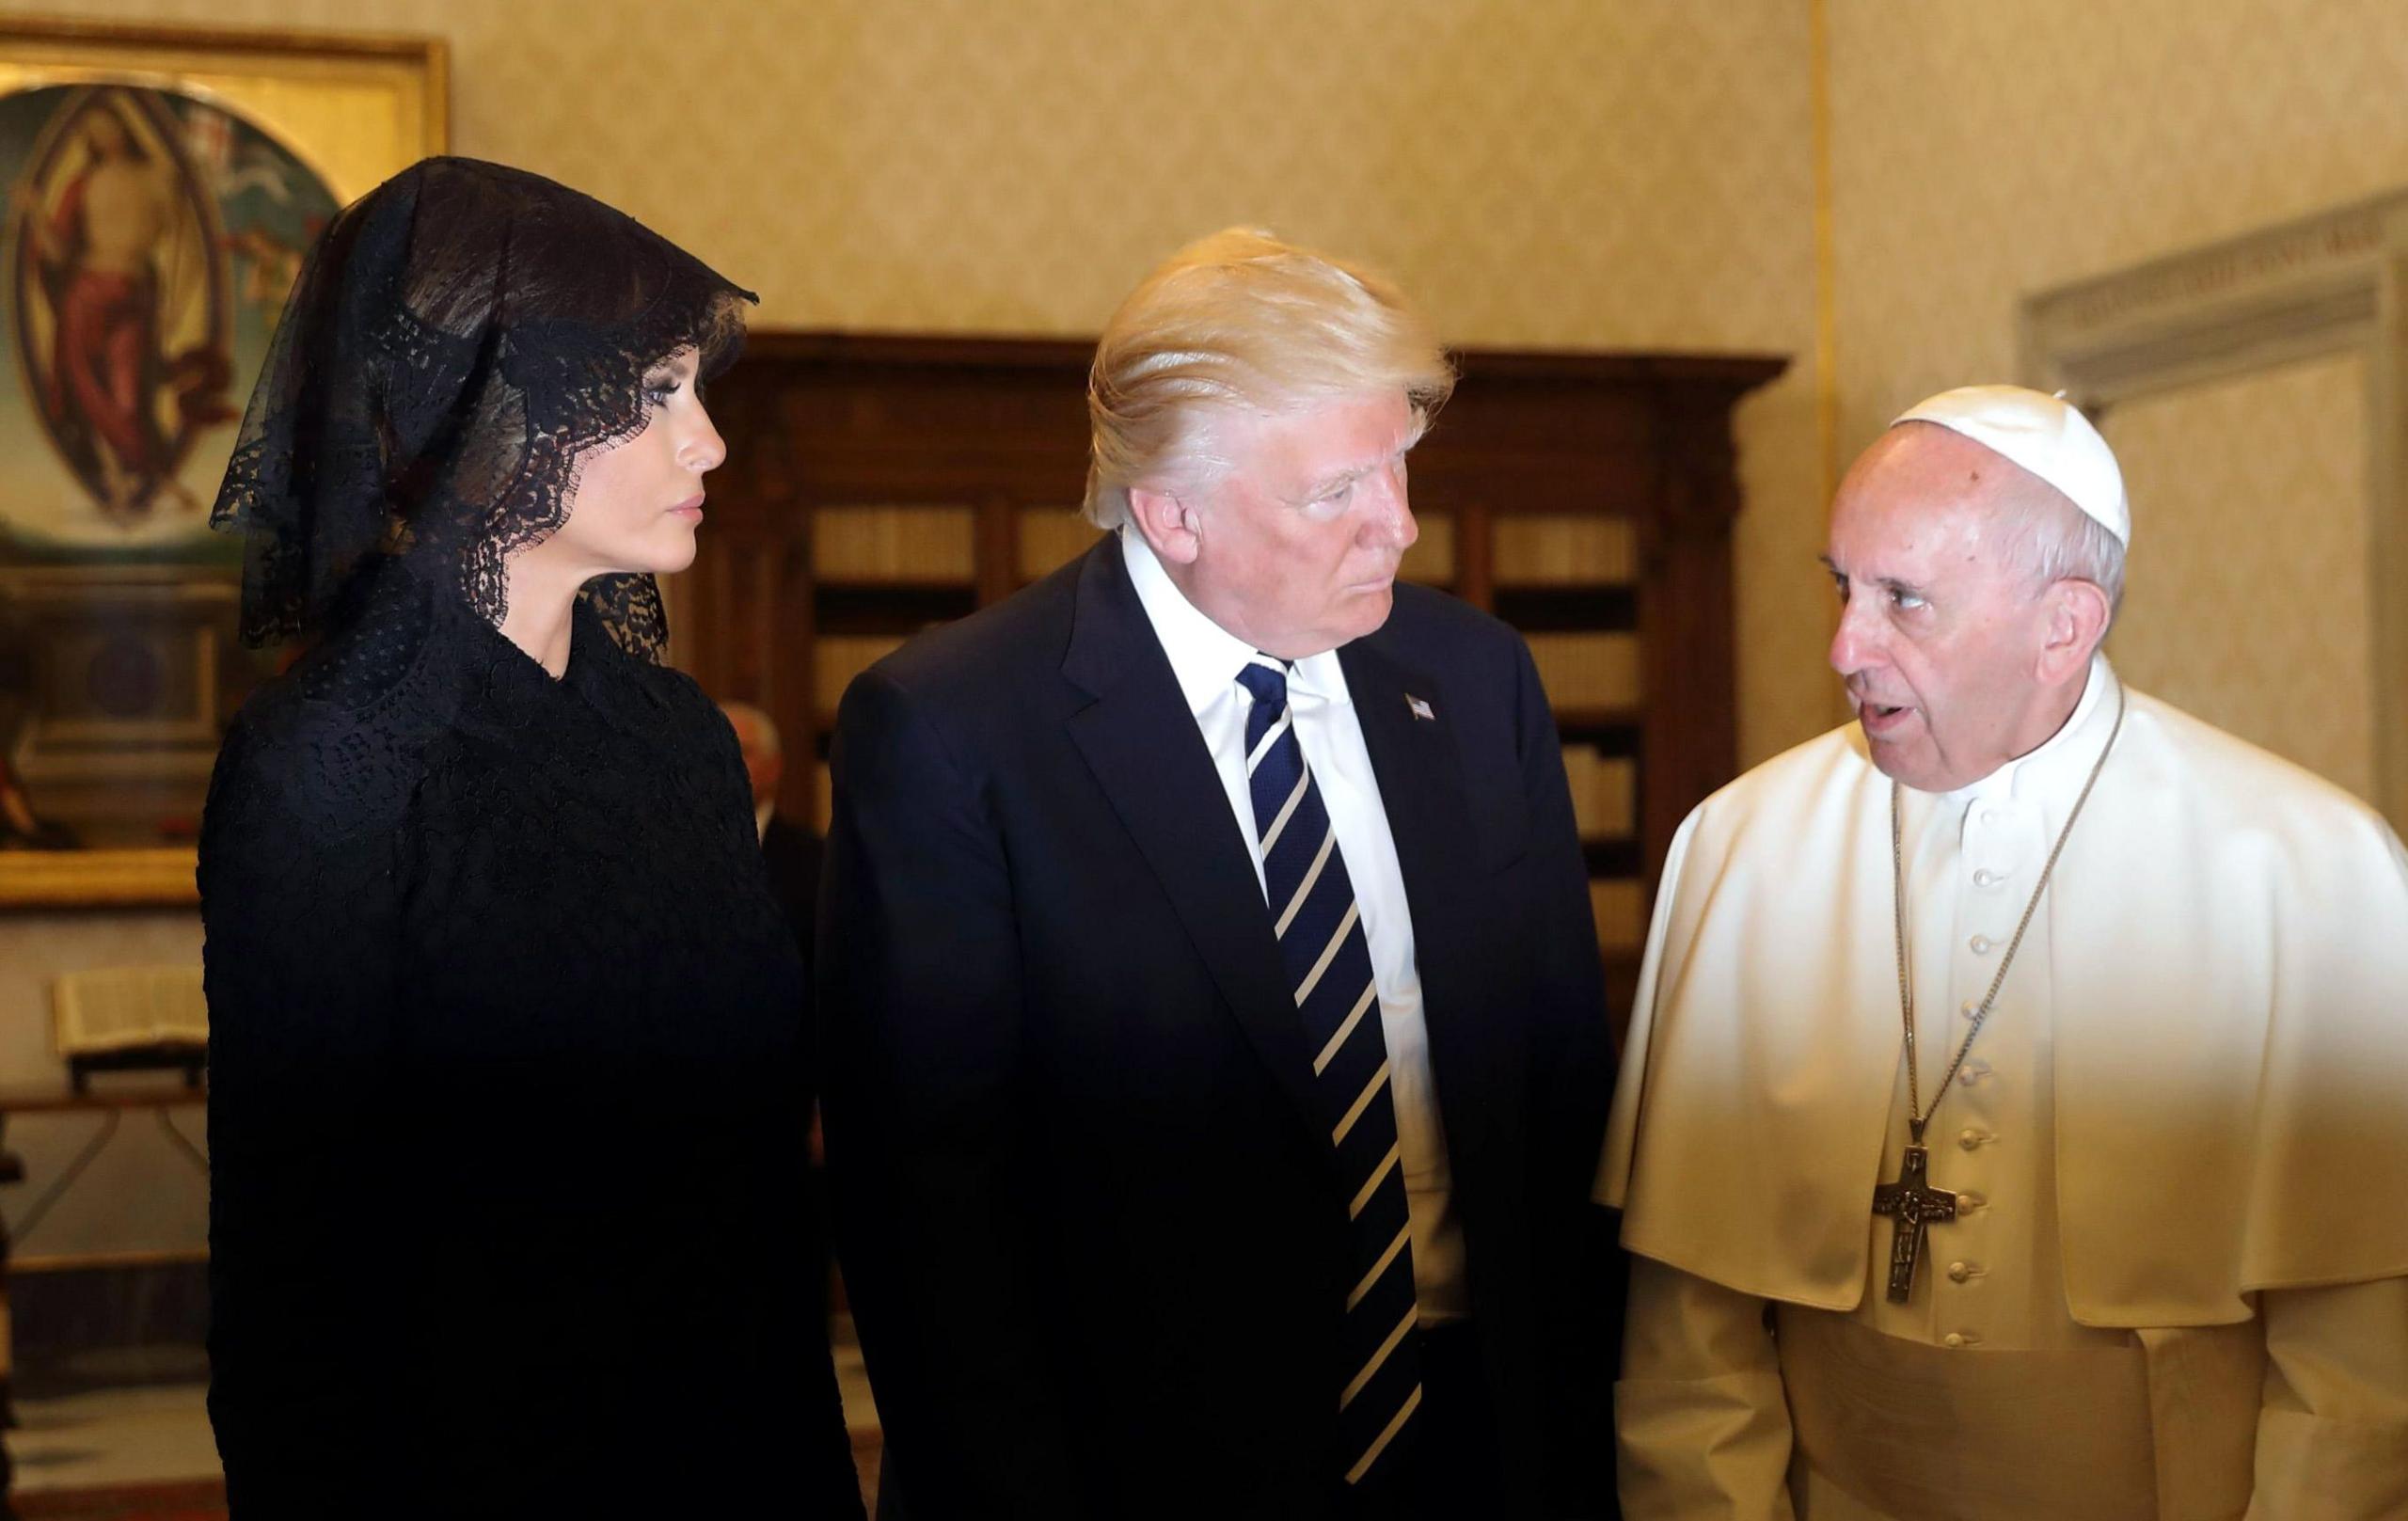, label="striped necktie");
[1236,655,1422,1490]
